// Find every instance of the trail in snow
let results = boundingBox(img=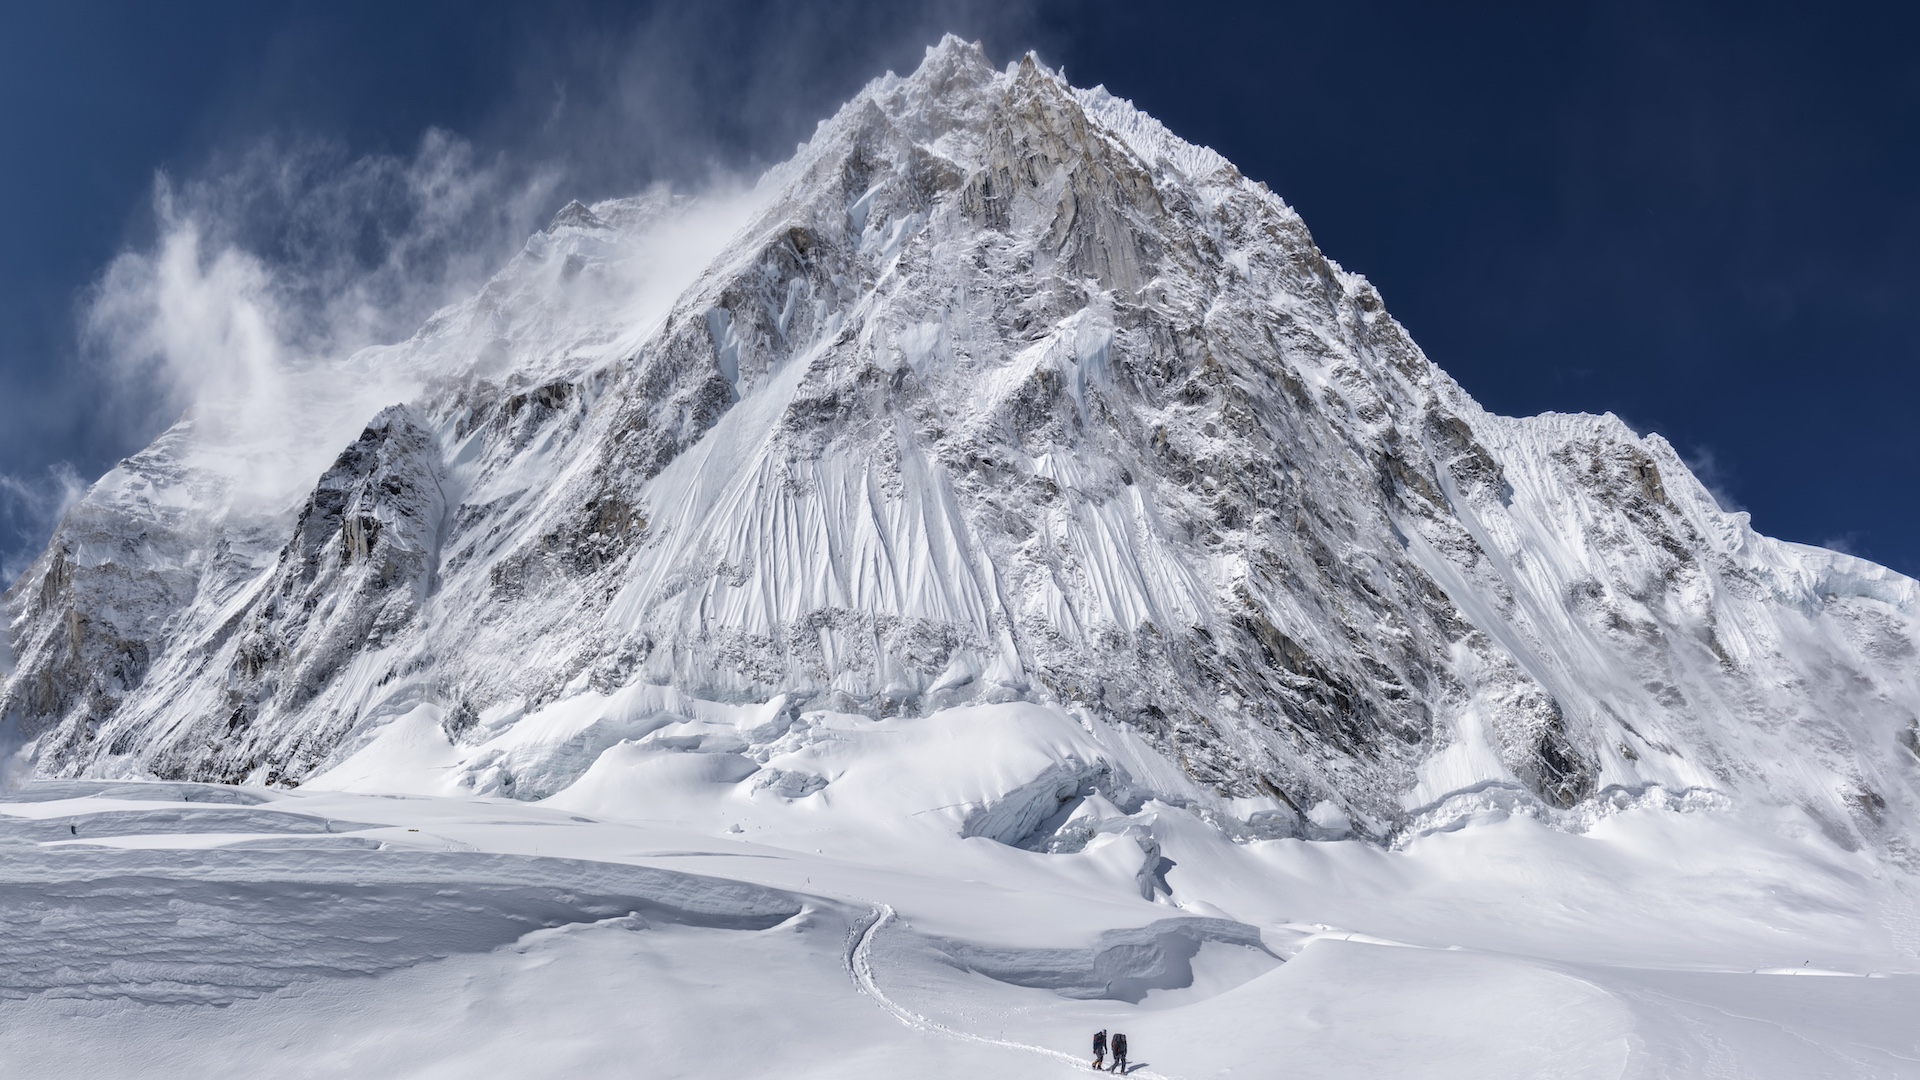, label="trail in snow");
[7,785,1917,1078]
[845,903,1183,1080]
